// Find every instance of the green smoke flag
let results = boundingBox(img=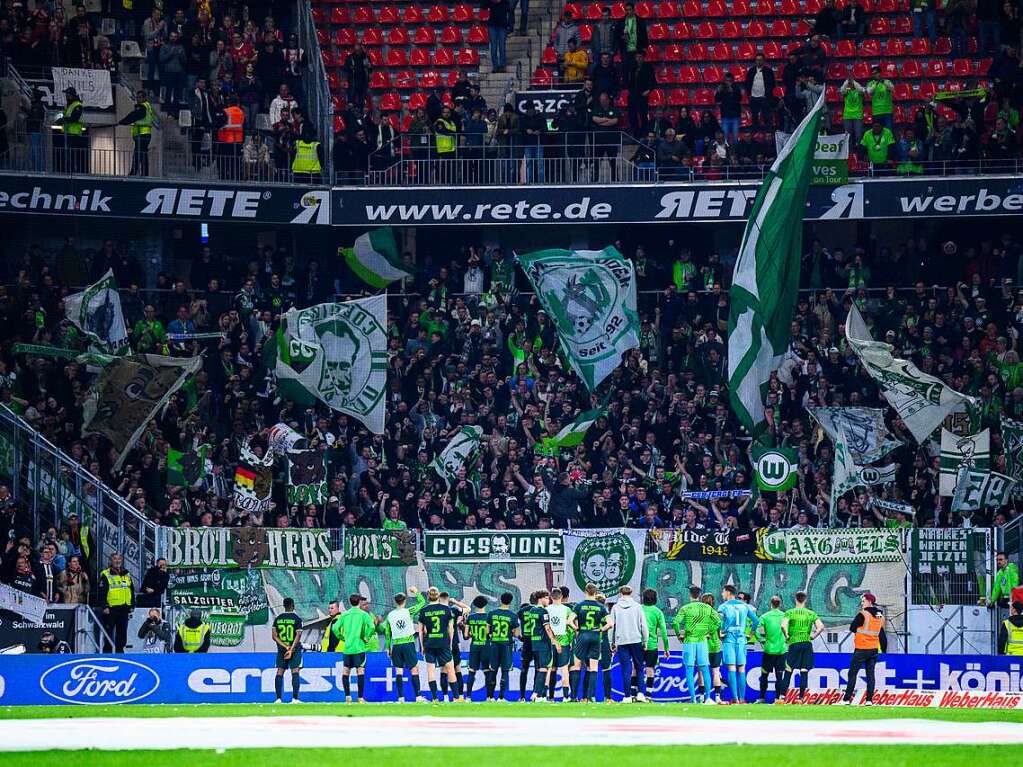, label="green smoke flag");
[554,408,604,448]
[431,426,484,490]
[64,269,129,354]
[341,228,409,289]
[274,297,389,433]
[516,247,639,391]
[727,91,826,440]
[167,444,210,487]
